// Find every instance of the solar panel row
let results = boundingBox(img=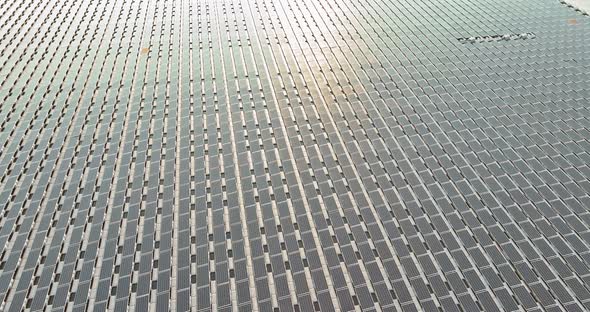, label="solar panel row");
[0,0,589,311]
